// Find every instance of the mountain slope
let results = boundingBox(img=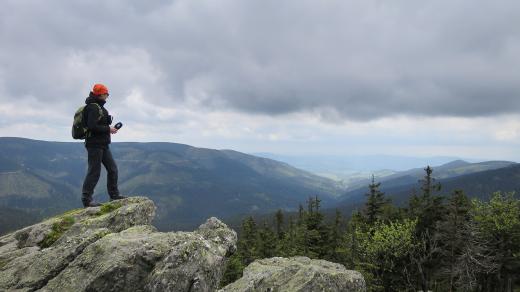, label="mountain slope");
[343,160,516,193]
[0,137,344,231]
[0,206,38,235]
[337,163,520,214]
